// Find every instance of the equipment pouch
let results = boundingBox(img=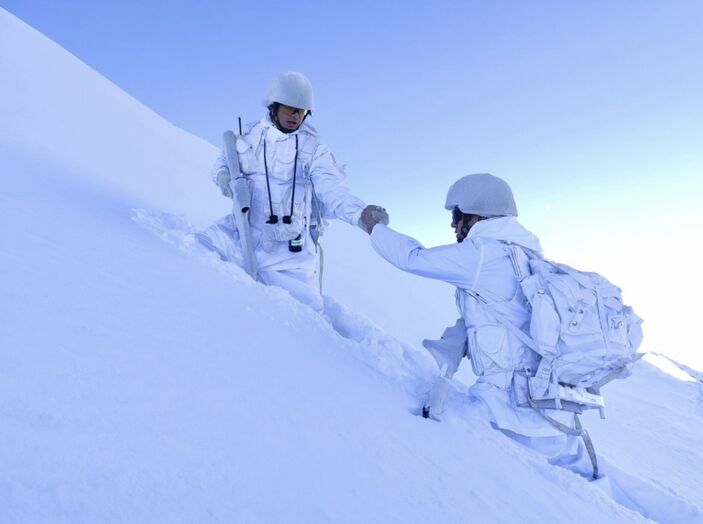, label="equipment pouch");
[468,324,512,376]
